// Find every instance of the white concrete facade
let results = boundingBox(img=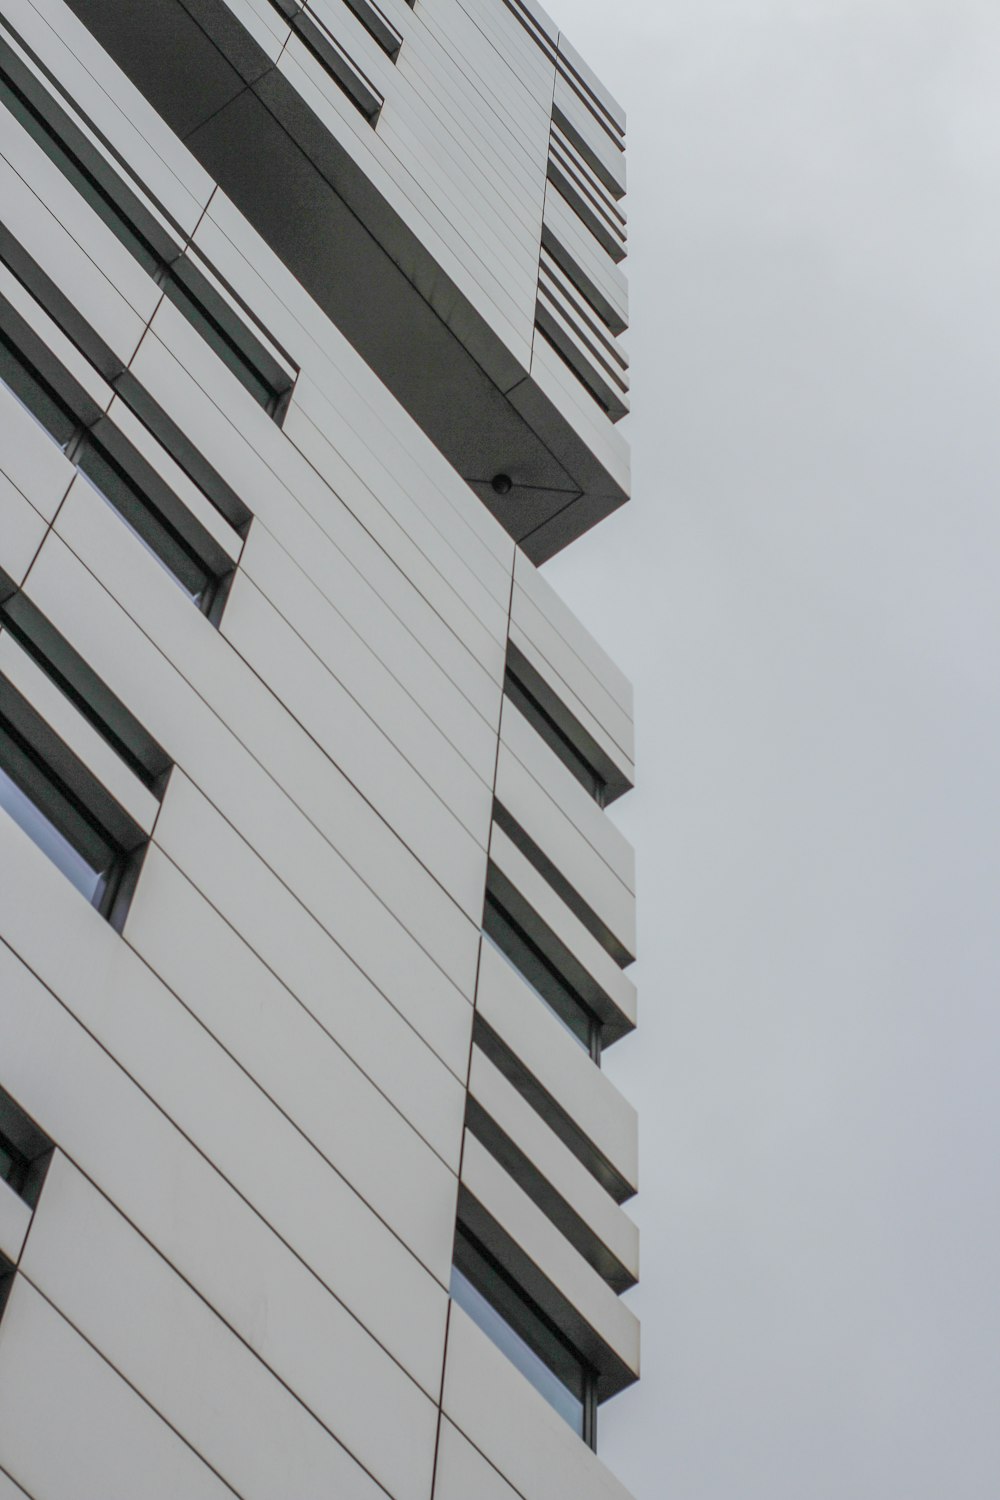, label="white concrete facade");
[0,0,638,1495]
